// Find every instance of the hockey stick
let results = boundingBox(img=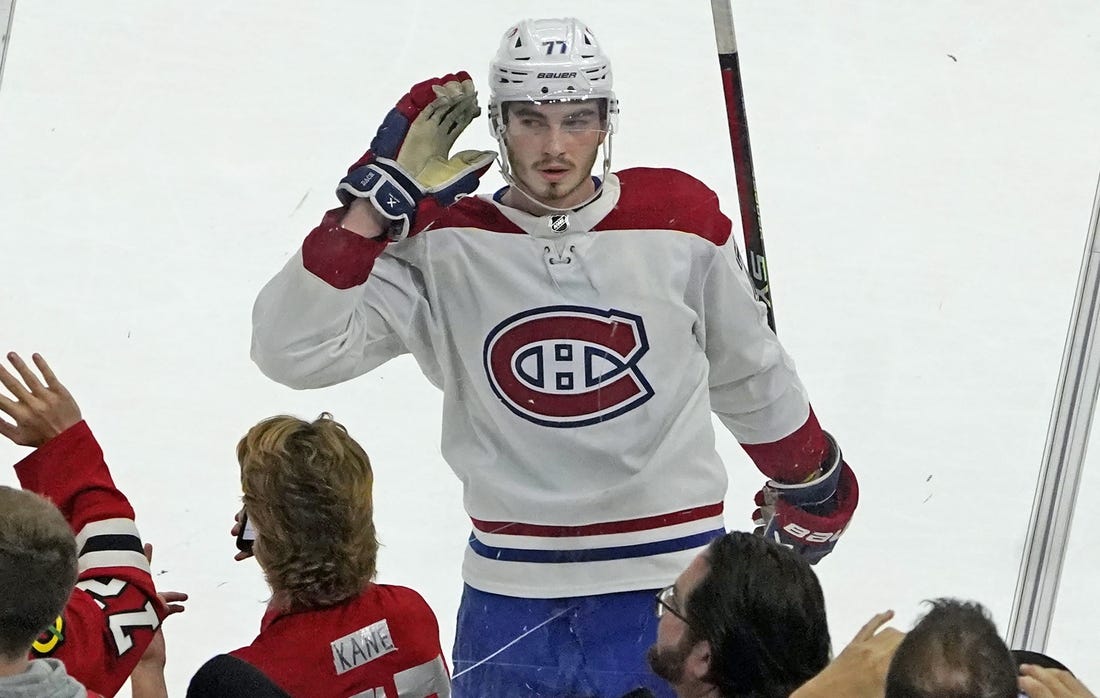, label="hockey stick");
[0,0,16,93]
[709,0,775,333]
